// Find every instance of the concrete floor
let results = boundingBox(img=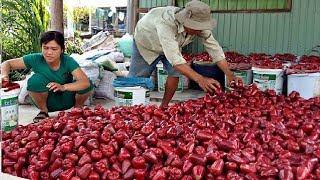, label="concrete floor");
[17,90,204,125]
[1,90,204,179]
[18,98,118,125]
